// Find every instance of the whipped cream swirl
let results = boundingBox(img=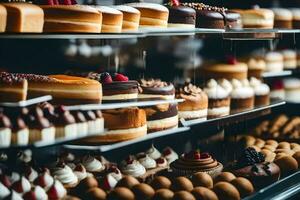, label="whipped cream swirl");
[138,155,157,169]
[48,180,67,199]
[146,144,162,160]
[74,164,88,181]
[35,171,54,191]
[121,160,146,177]
[82,156,105,172]
[52,165,78,185]
[250,77,270,95]
[230,79,254,98]
[163,147,179,164]
[204,79,229,99]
